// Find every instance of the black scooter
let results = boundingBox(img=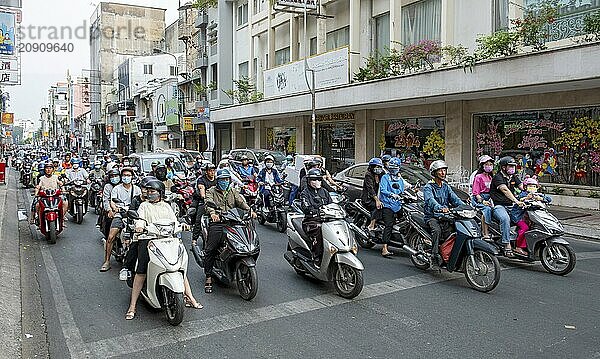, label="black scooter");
[190,205,260,300]
[257,183,289,233]
[66,179,88,224]
[407,204,501,293]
